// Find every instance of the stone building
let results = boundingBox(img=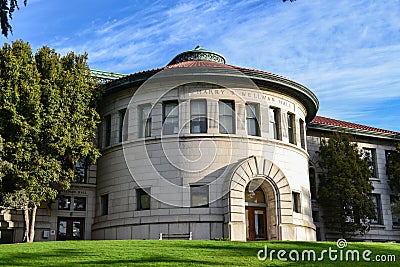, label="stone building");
[307,116,400,241]
[0,47,399,243]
